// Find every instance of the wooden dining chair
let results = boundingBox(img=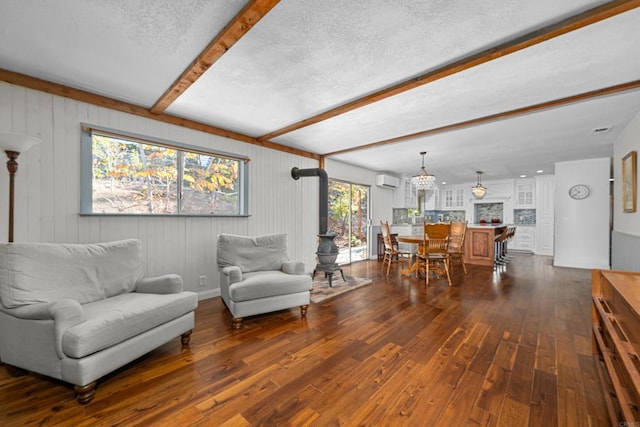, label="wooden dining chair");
[448,221,468,274]
[380,221,411,275]
[416,222,452,286]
